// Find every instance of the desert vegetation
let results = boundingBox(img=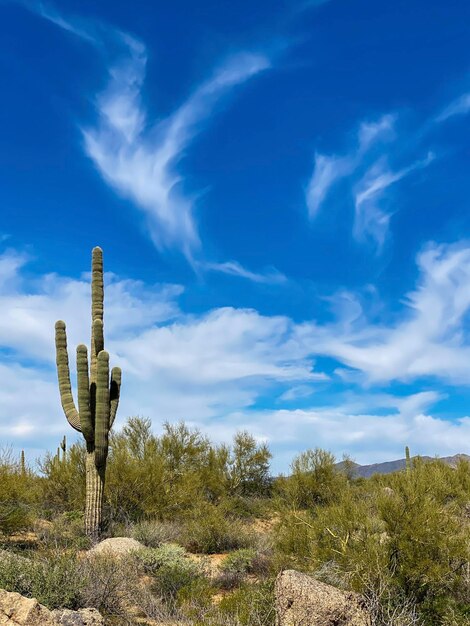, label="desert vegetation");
[0,421,469,625]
